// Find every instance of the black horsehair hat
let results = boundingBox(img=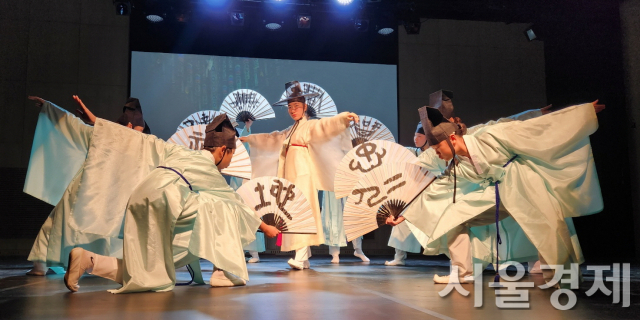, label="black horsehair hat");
[418,106,459,146]
[203,114,237,149]
[272,81,320,106]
